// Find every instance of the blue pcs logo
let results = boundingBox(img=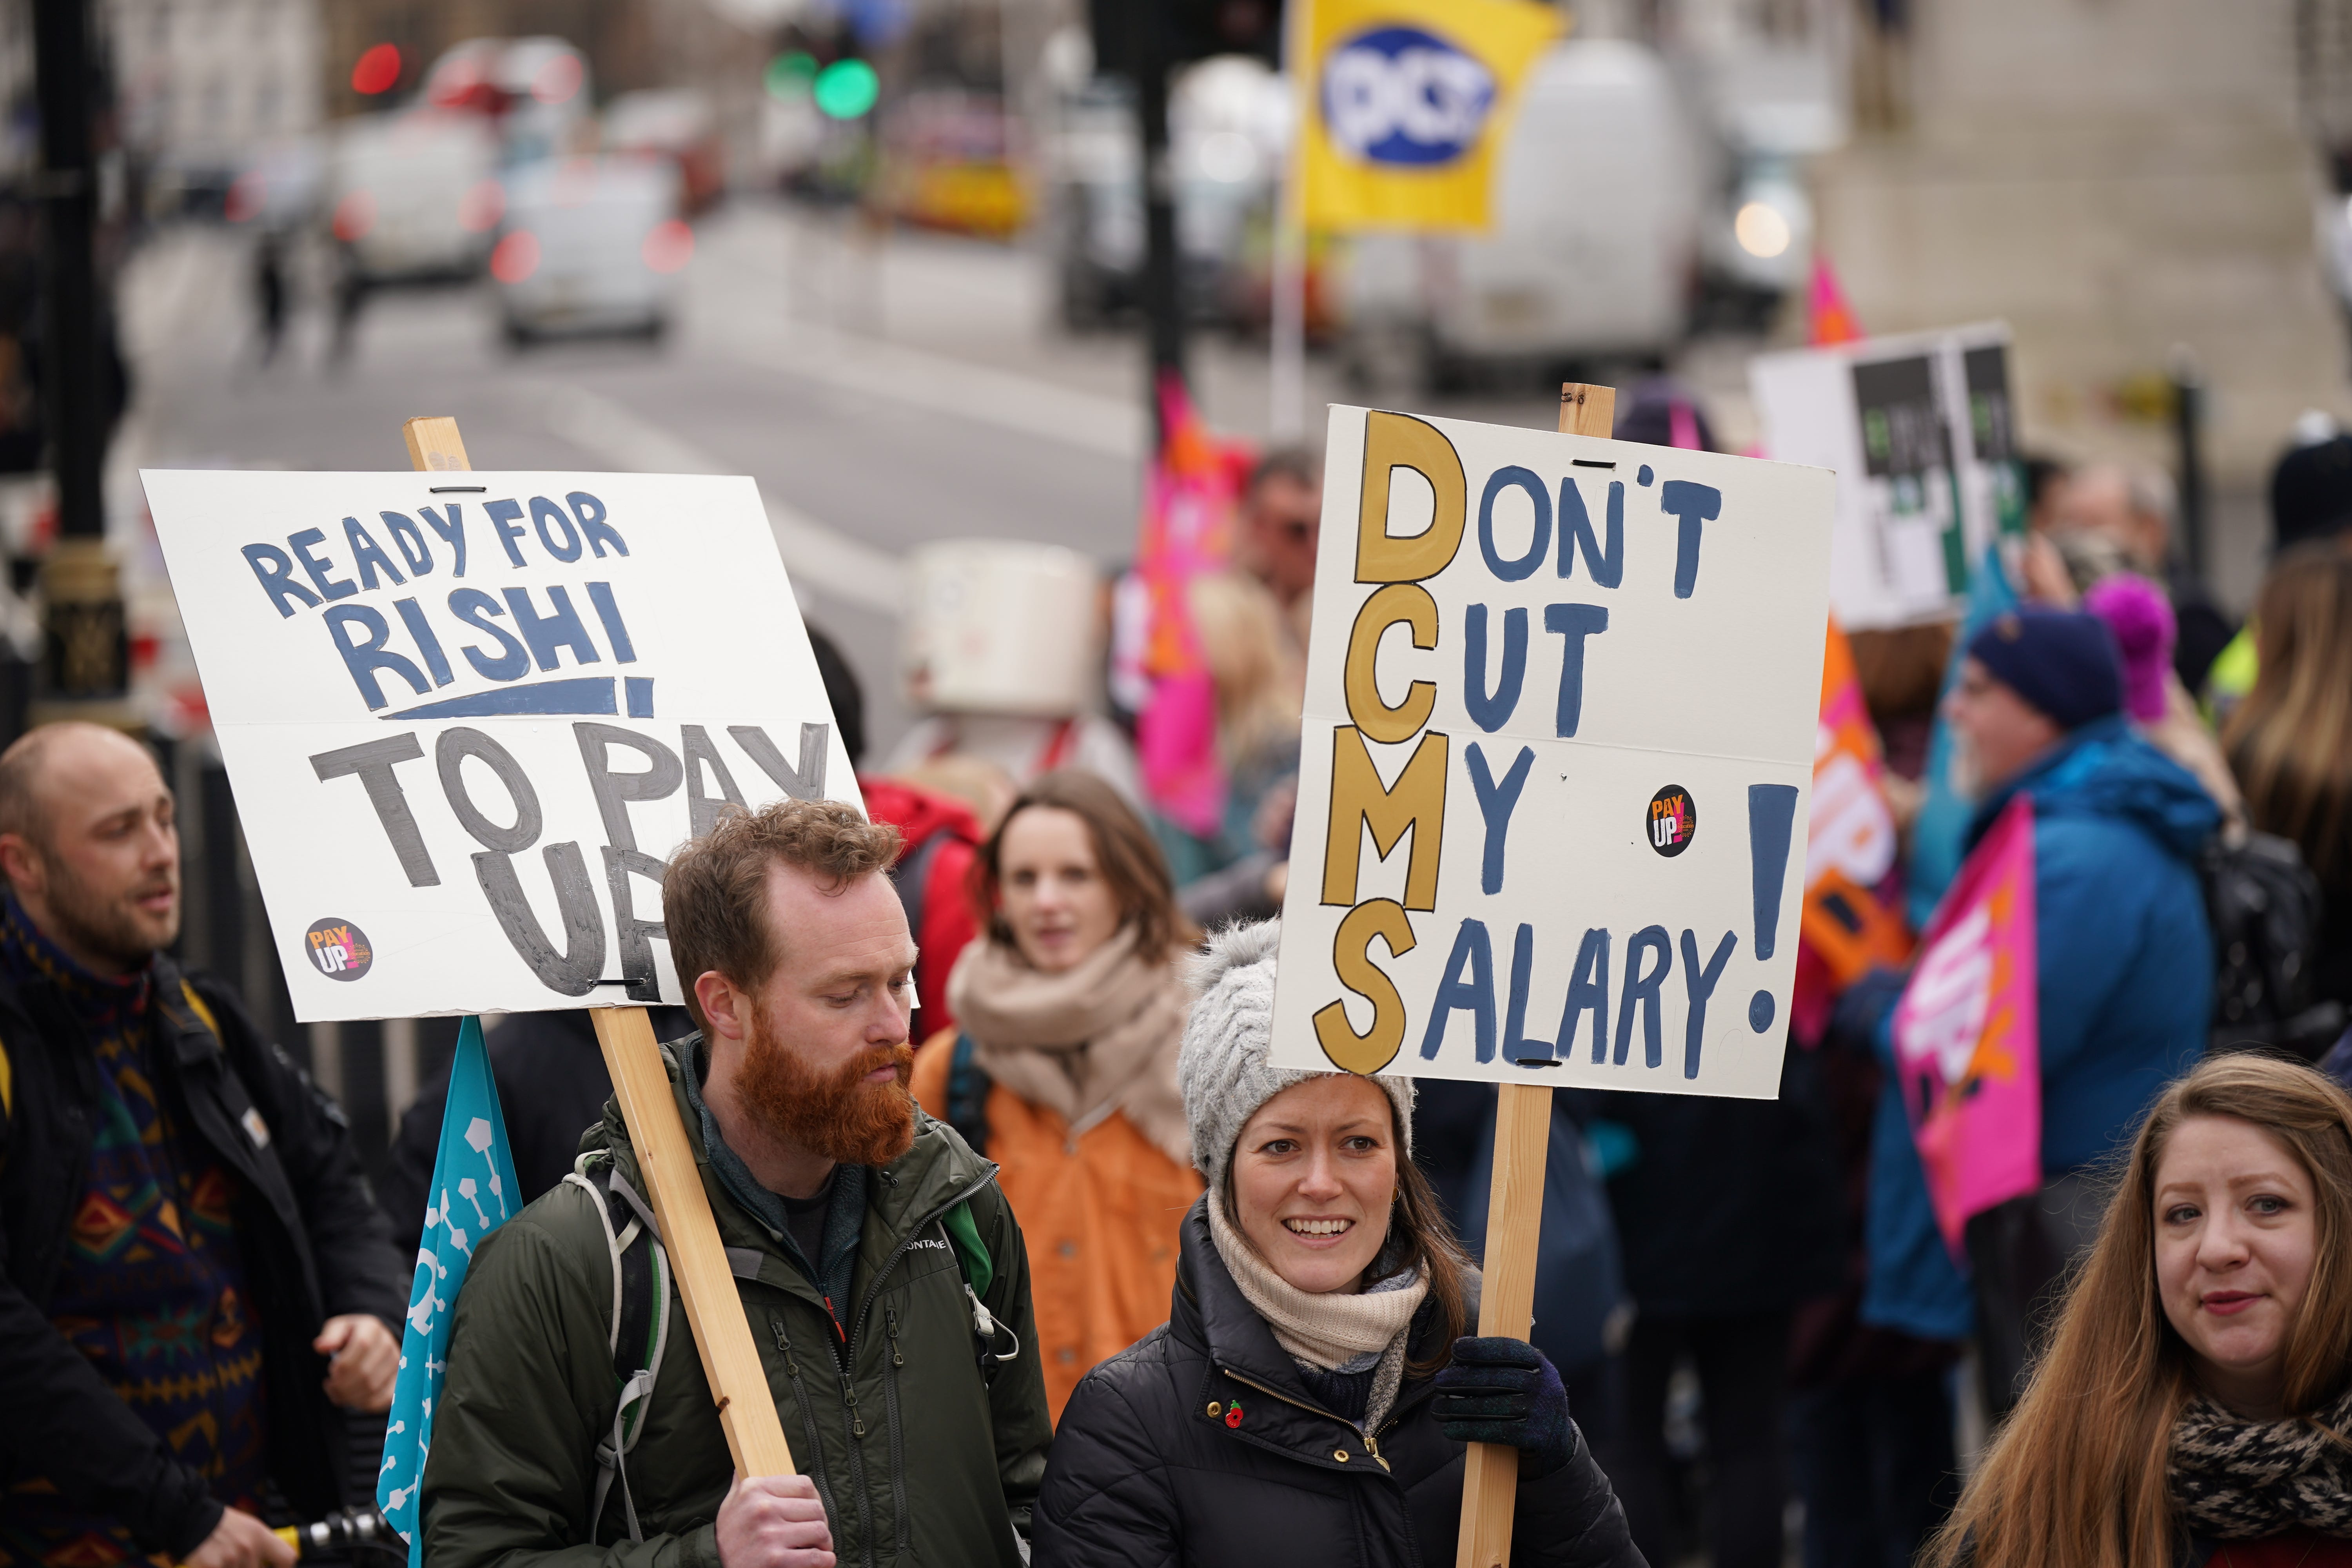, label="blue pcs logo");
[1321,26,1497,167]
